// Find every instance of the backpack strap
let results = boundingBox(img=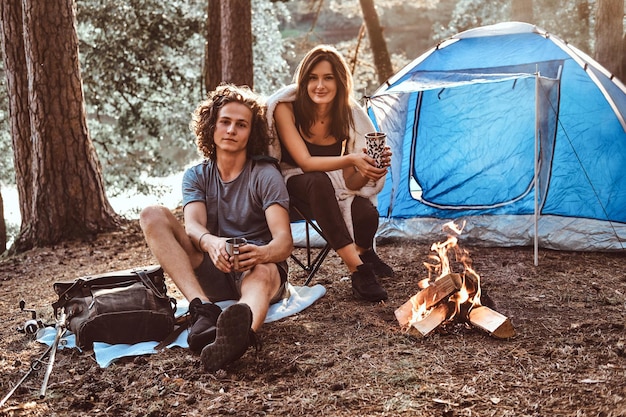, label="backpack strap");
[134,269,168,300]
[154,314,190,351]
[52,278,85,316]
